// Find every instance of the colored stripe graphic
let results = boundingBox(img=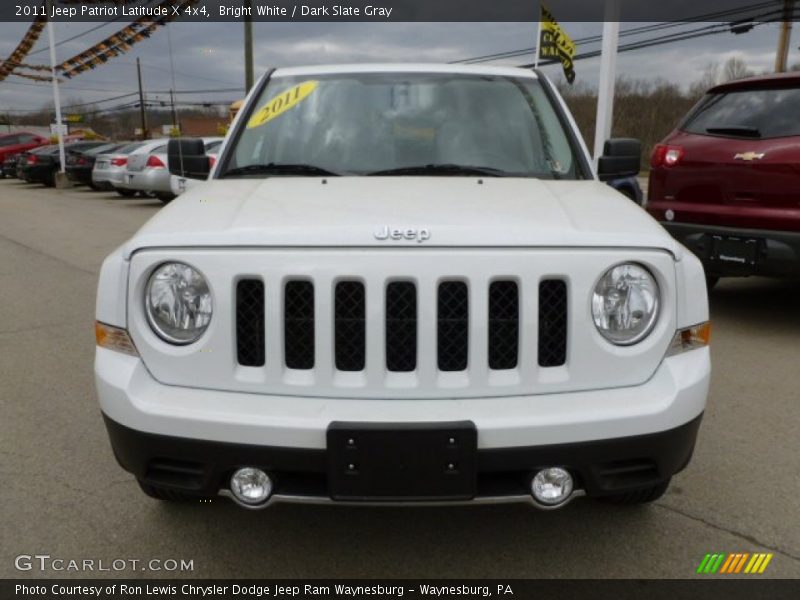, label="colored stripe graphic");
[699,552,773,575]
[697,554,712,574]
